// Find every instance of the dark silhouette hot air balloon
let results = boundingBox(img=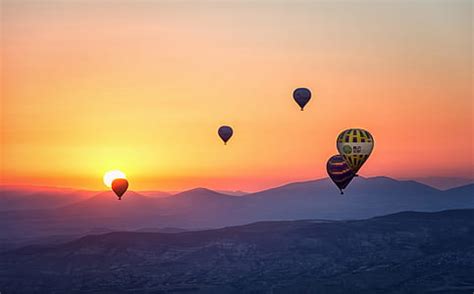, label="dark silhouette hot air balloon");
[293,88,311,111]
[336,128,374,175]
[111,178,129,200]
[326,155,355,195]
[218,125,233,145]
